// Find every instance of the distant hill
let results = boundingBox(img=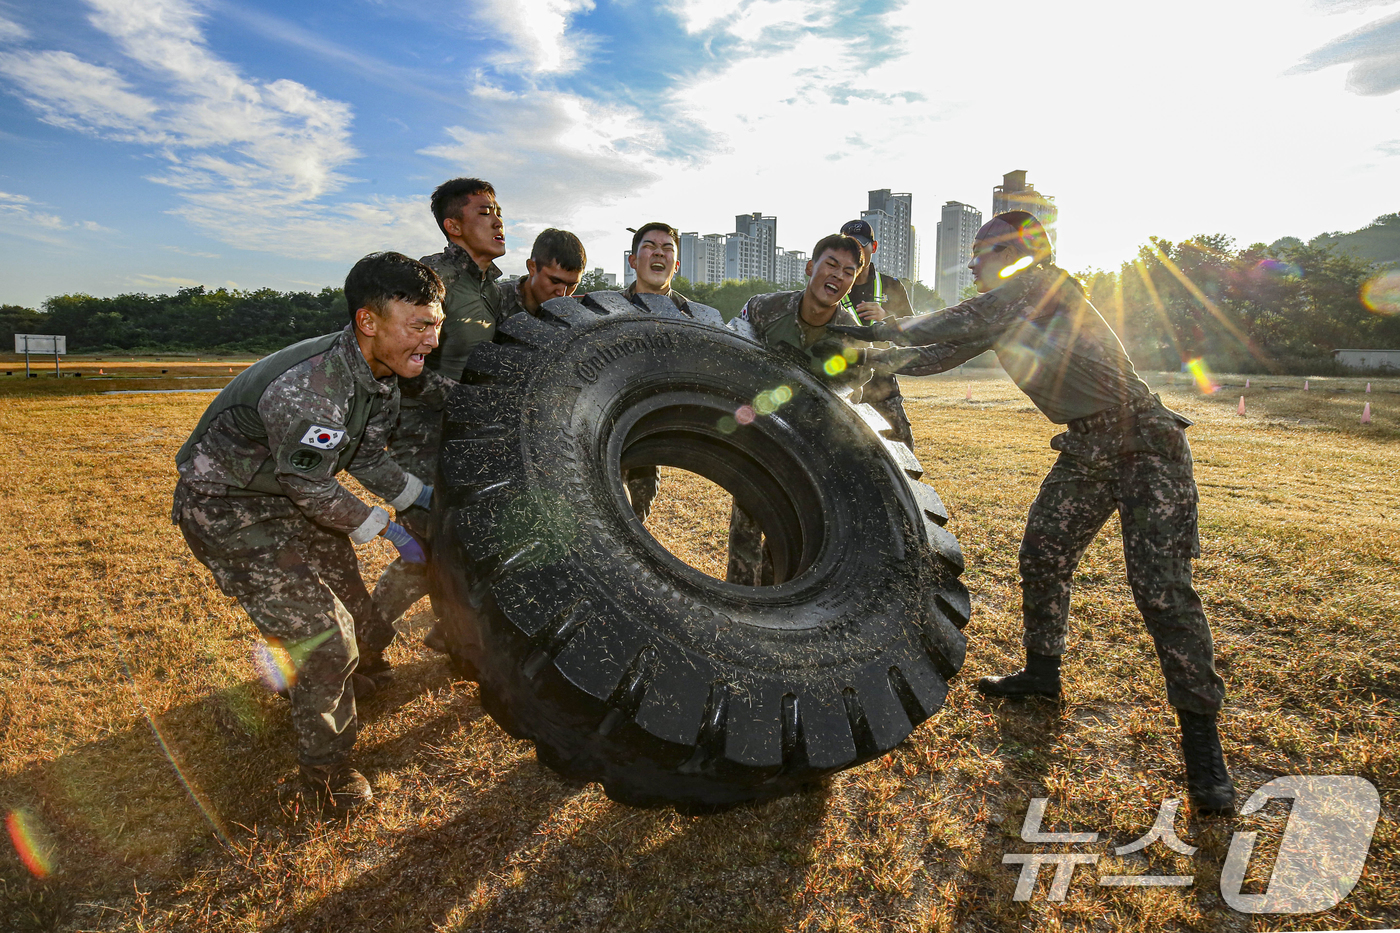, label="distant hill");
[1310,213,1400,268]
